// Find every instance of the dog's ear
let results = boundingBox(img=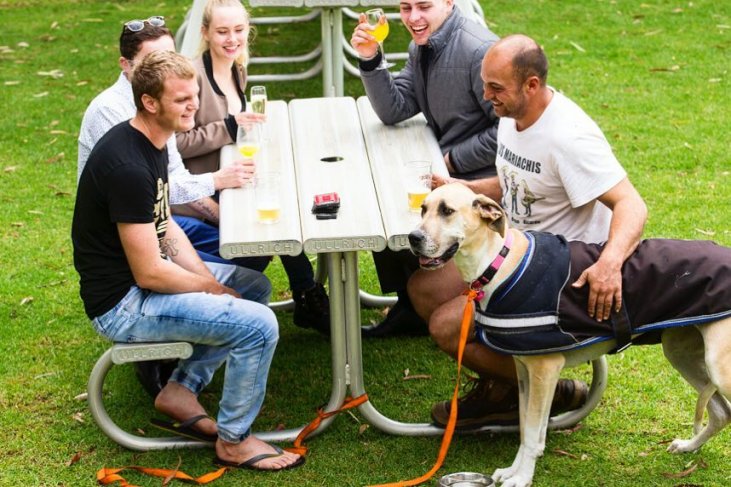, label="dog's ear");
[472,195,507,237]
